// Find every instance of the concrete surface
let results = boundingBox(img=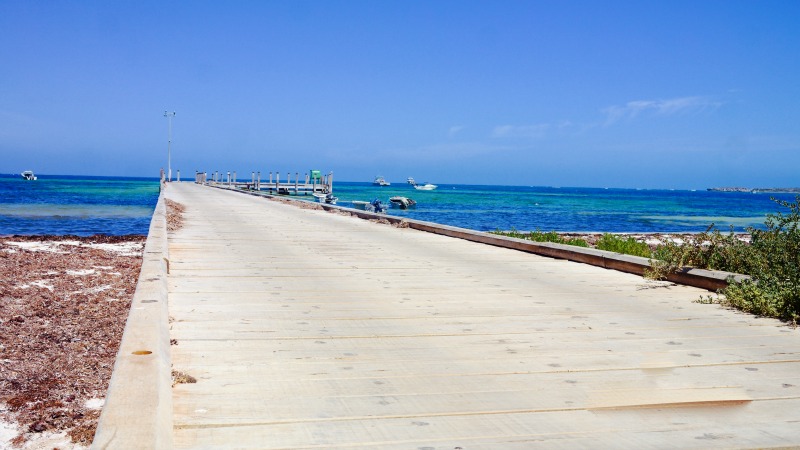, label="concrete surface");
[165,182,800,449]
[92,194,173,449]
